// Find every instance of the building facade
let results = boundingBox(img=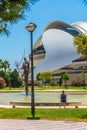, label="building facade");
[33,20,87,83]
